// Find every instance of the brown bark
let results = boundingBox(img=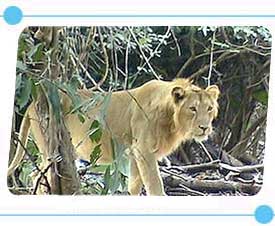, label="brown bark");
[35,27,80,195]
